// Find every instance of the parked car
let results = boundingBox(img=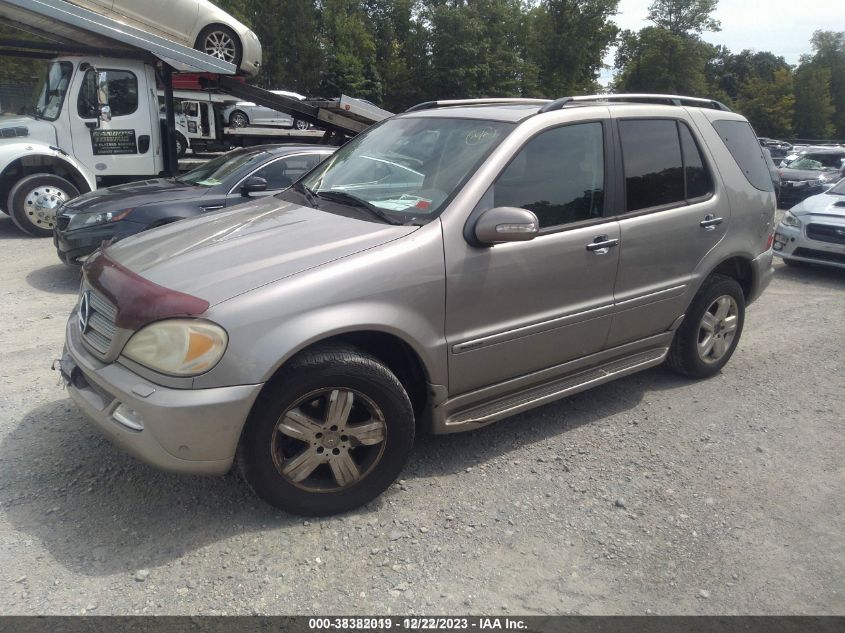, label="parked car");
[54,145,333,265]
[67,0,262,76]
[758,137,792,161]
[223,91,309,129]
[774,178,845,268]
[777,148,845,207]
[763,147,781,200]
[59,95,774,516]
